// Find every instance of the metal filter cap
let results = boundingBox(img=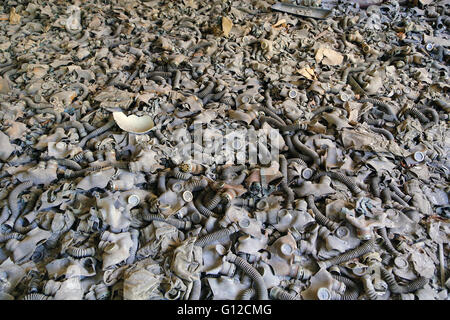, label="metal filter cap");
[340,92,349,101]
[289,89,298,99]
